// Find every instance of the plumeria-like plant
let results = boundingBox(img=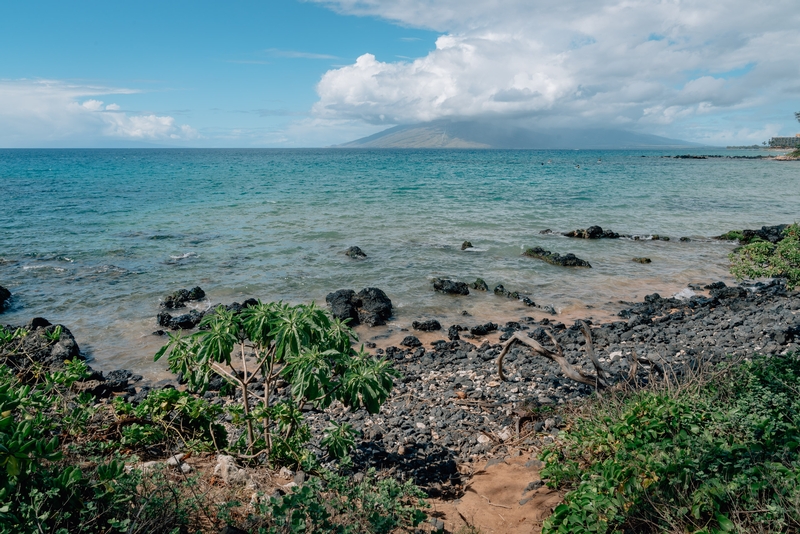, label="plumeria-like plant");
[155,301,398,464]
